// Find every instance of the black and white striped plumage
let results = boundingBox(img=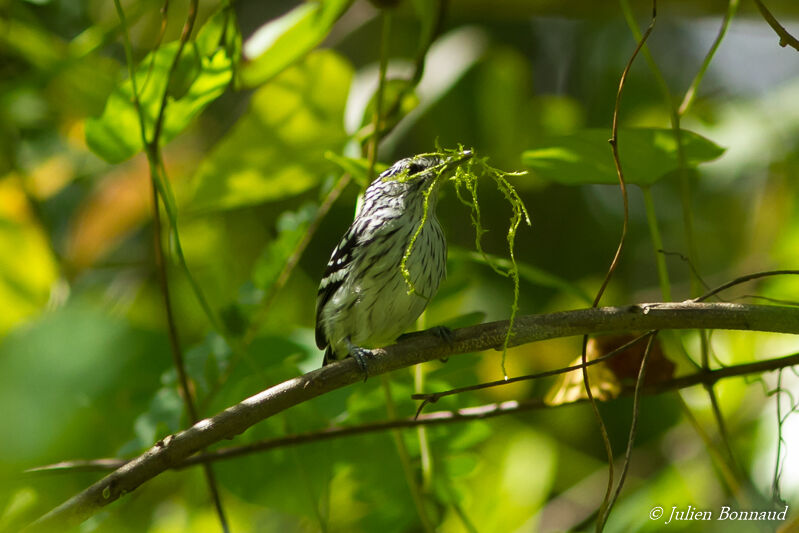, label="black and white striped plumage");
[315,154,453,367]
